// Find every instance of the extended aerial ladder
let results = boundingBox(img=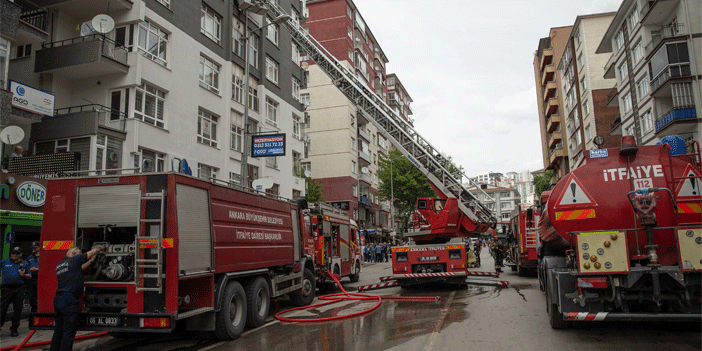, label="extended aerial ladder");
[264,1,497,235]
